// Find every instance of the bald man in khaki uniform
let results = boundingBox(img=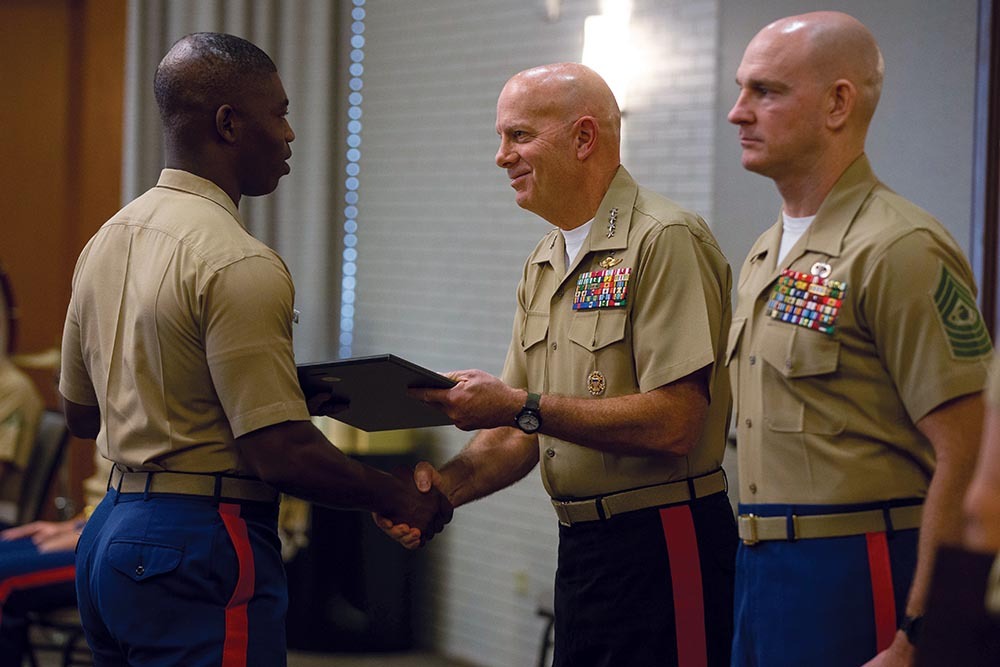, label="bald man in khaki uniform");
[727,12,990,666]
[381,63,737,667]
